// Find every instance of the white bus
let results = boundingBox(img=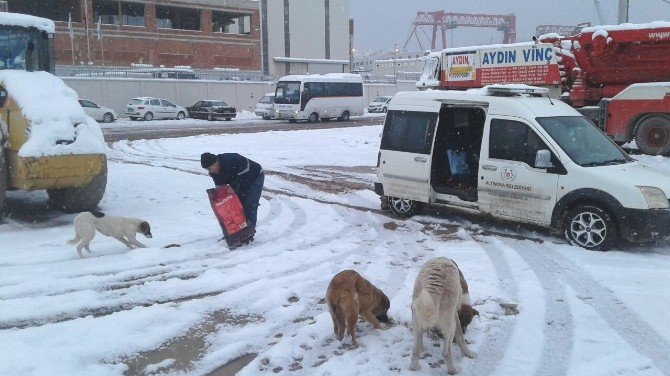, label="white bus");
[273,73,365,122]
